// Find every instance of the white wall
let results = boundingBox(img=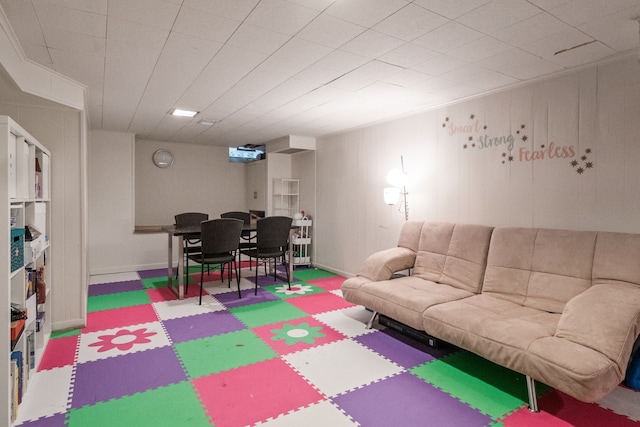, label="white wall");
[135,139,247,226]
[314,55,640,277]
